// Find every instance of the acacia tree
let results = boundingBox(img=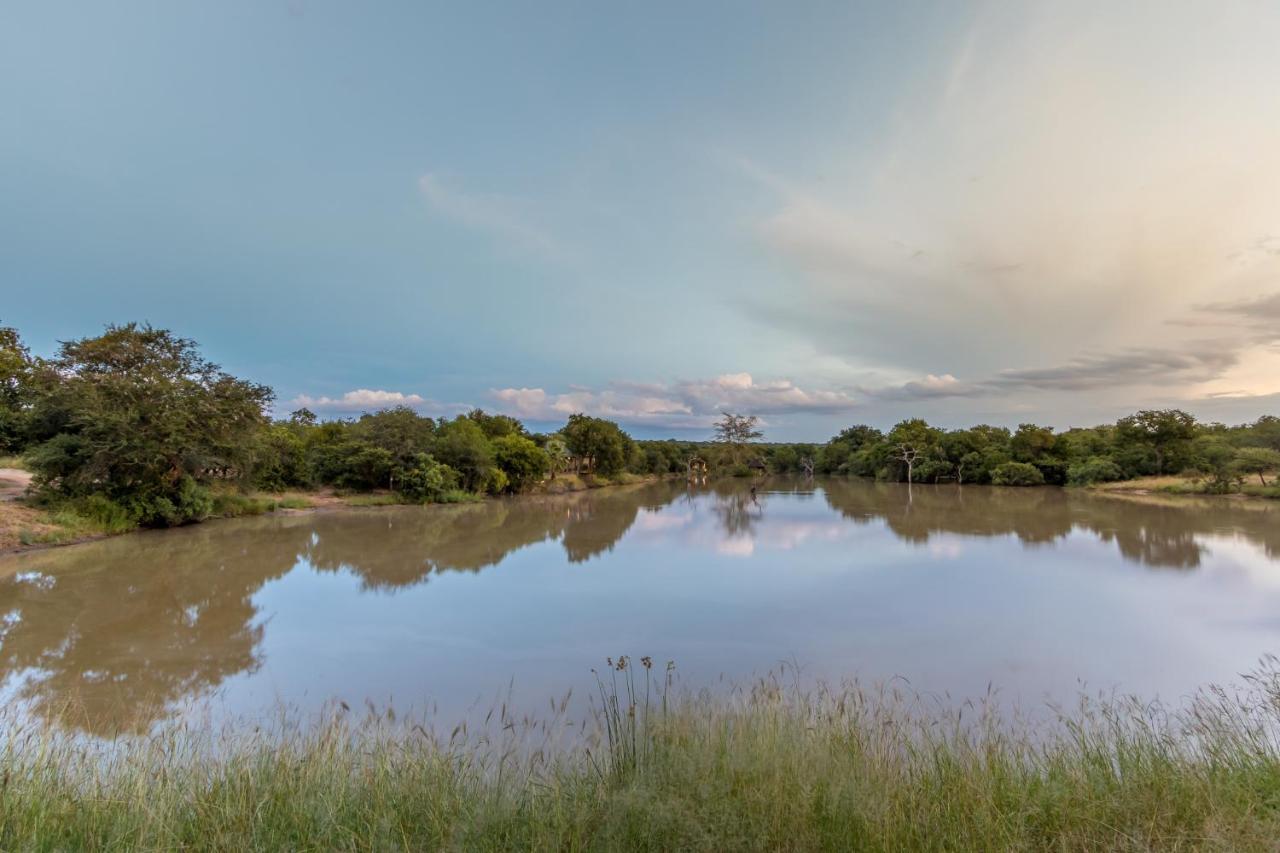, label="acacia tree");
[1115,409,1198,475]
[25,324,273,524]
[713,412,762,465]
